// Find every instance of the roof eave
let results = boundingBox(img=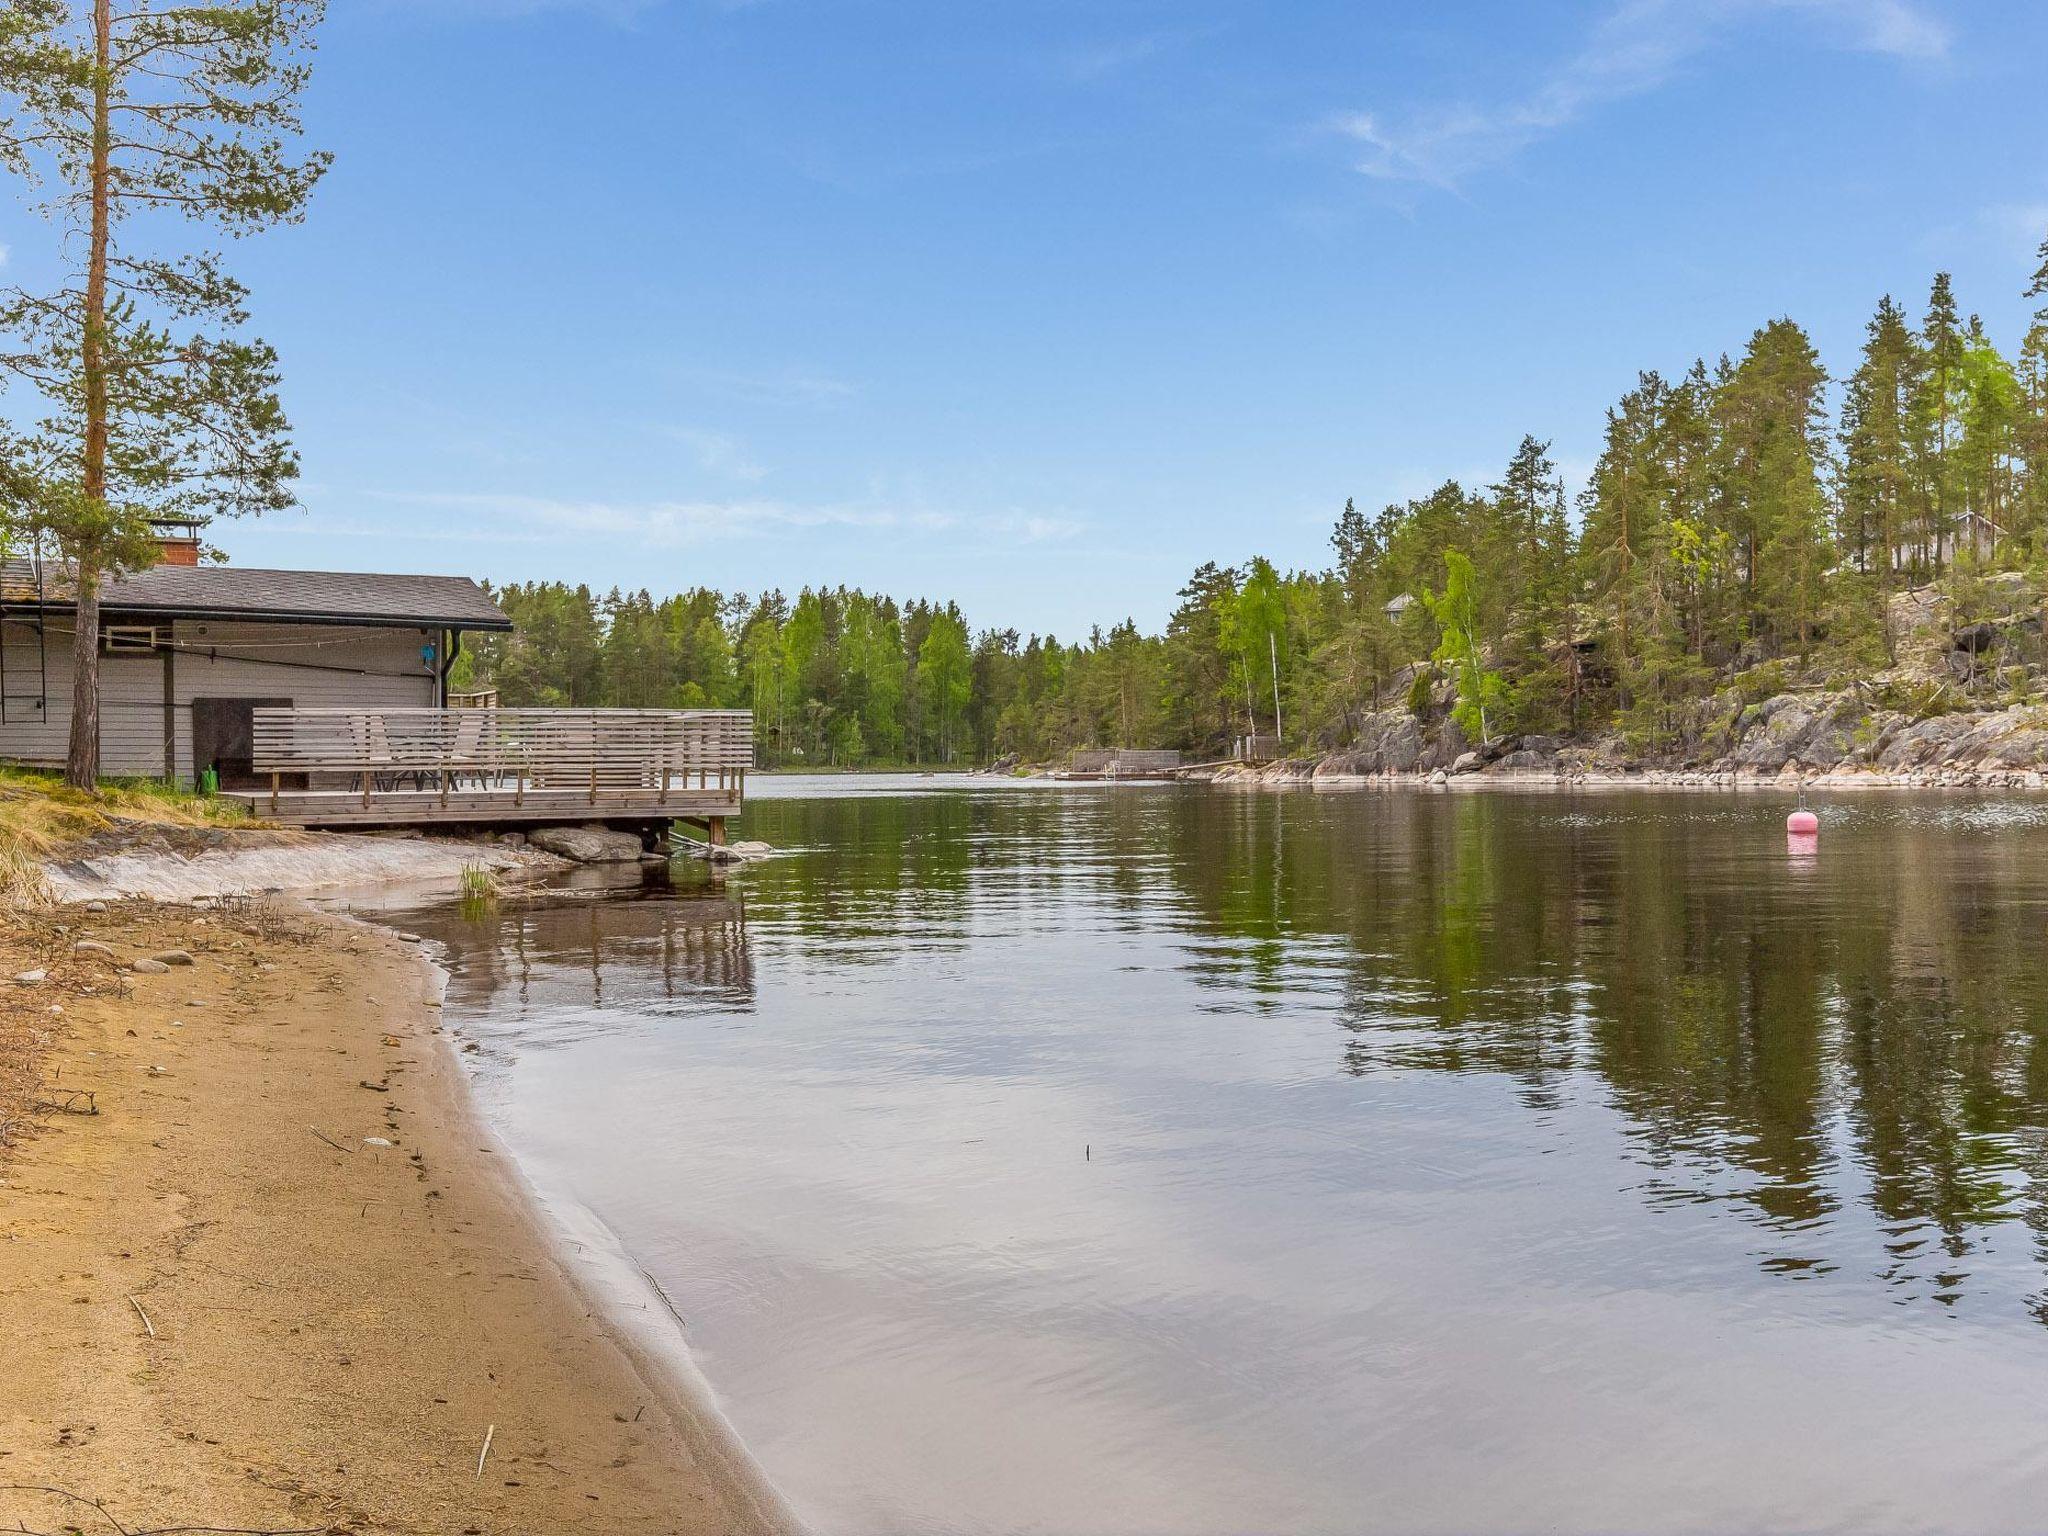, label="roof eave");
[2,600,513,632]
